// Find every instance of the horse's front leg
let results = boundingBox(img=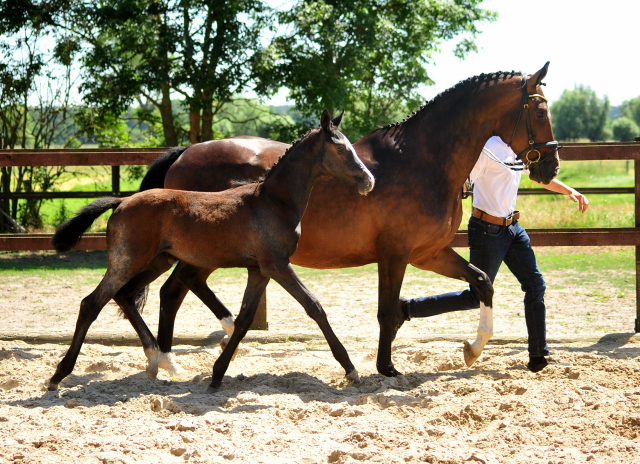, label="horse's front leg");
[376,253,410,377]
[210,267,269,390]
[265,261,360,383]
[410,245,494,367]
